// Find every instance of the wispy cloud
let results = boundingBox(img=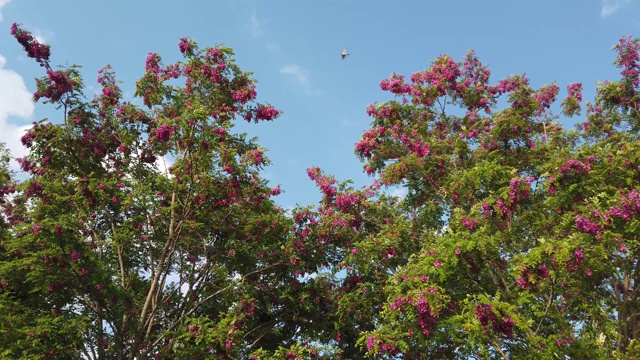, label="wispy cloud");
[601,0,633,17]
[340,118,357,127]
[280,65,322,95]
[0,0,9,22]
[31,27,54,44]
[0,55,35,168]
[250,12,264,38]
[280,65,310,87]
[266,42,280,53]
